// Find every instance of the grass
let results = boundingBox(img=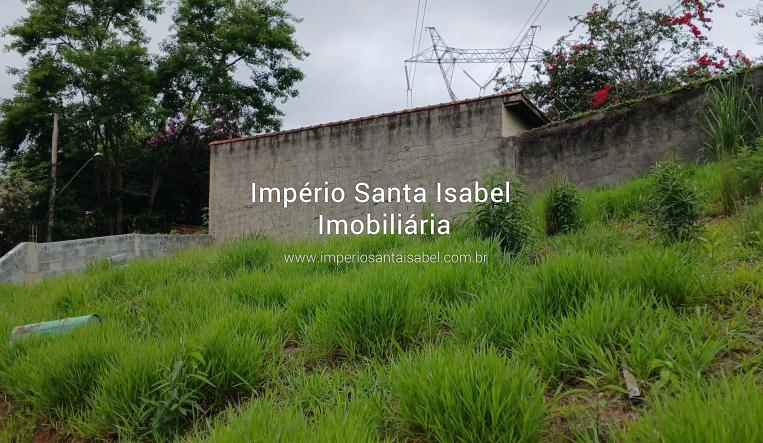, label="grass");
[390,347,547,443]
[0,159,761,442]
